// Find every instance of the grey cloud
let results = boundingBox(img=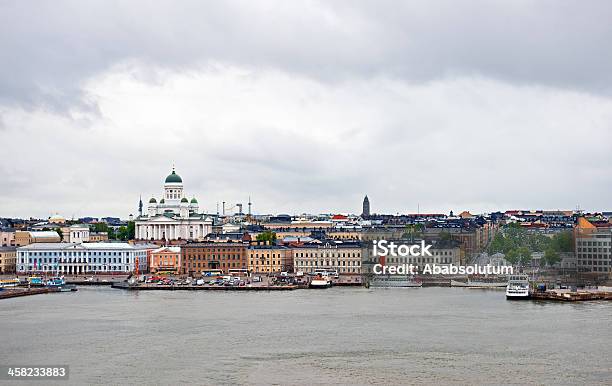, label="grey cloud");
[2,0,612,113]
